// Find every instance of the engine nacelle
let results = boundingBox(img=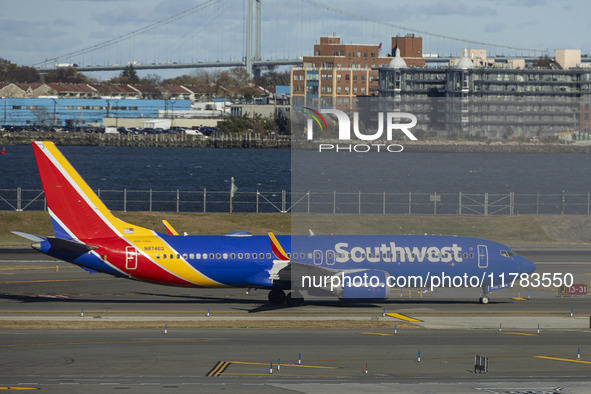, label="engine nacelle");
[339,270,390,300]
